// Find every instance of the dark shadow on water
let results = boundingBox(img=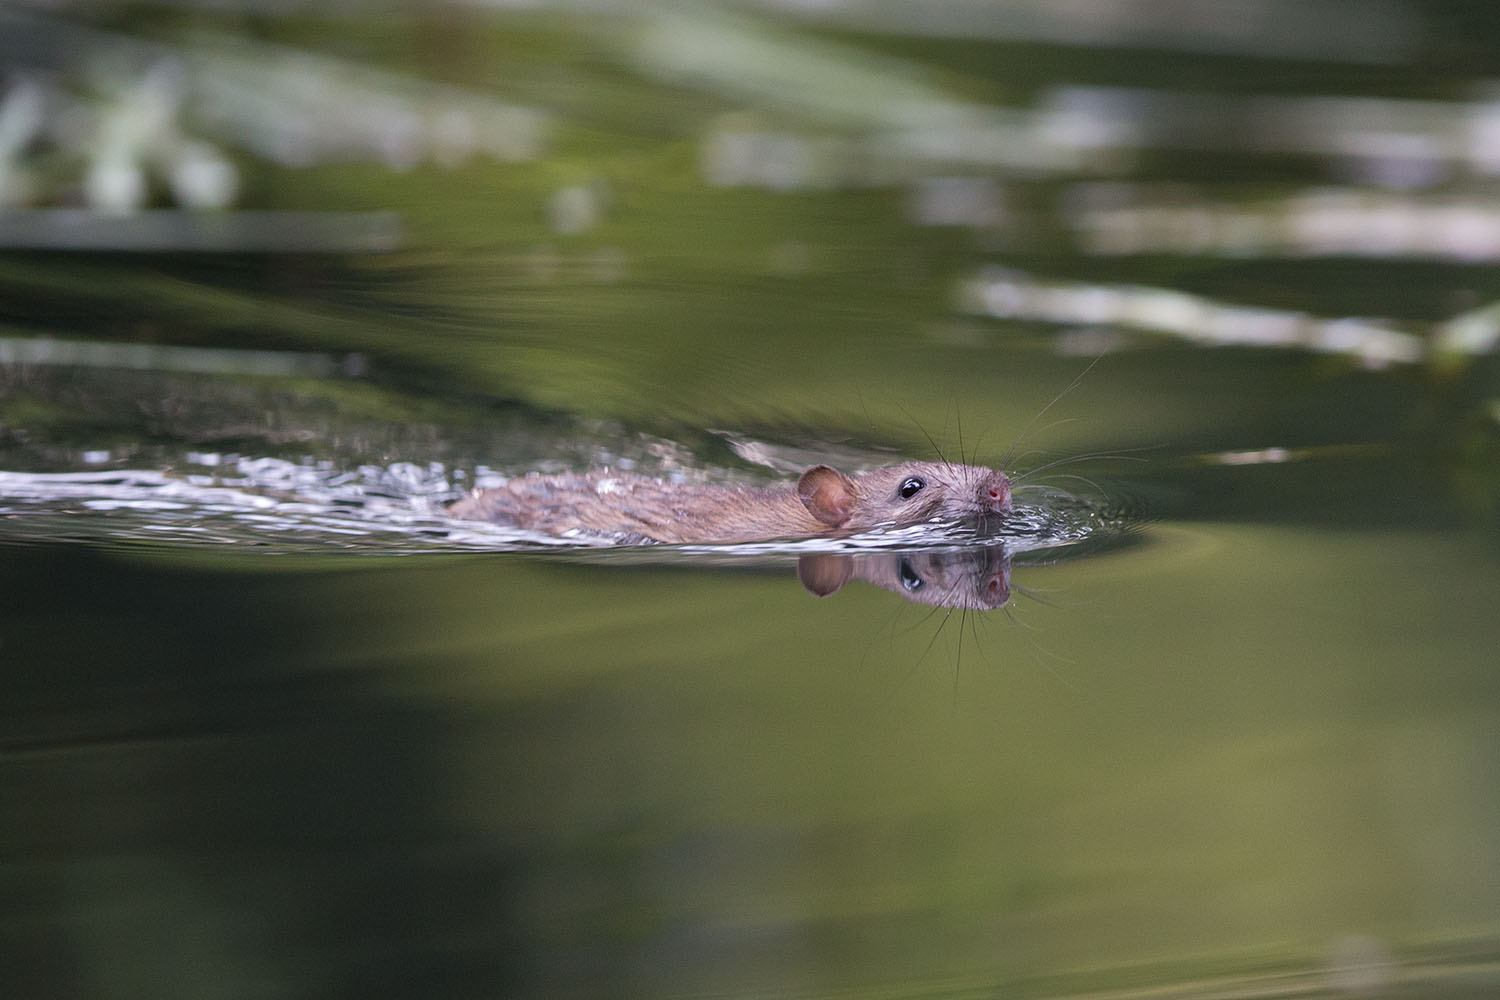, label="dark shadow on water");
[0,547,536,998]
